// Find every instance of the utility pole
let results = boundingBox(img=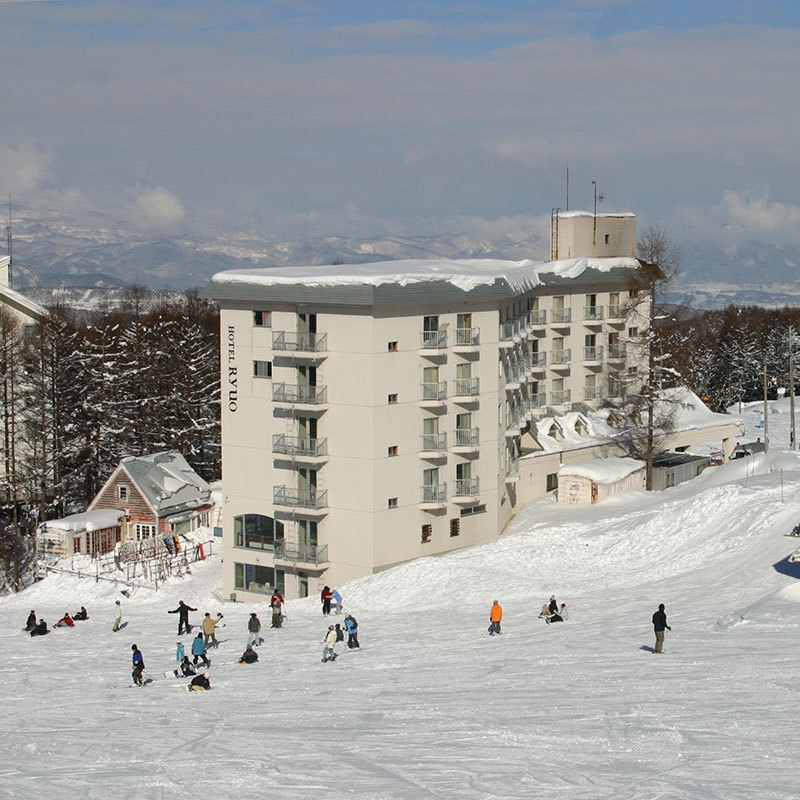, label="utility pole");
[790,328,796,450]
[763,357,769,452]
